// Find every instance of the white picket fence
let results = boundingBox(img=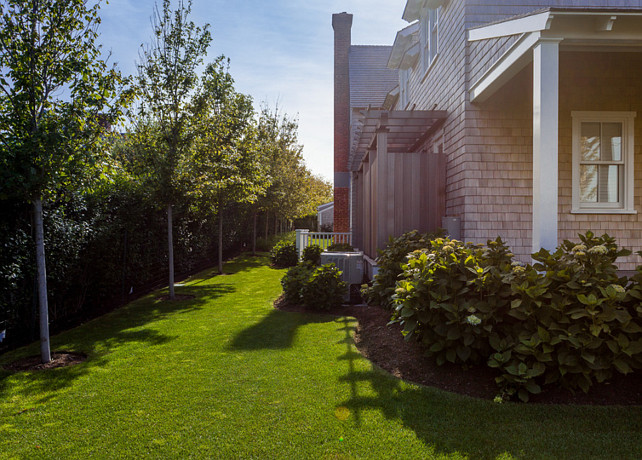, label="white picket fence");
[295,229,352,259]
